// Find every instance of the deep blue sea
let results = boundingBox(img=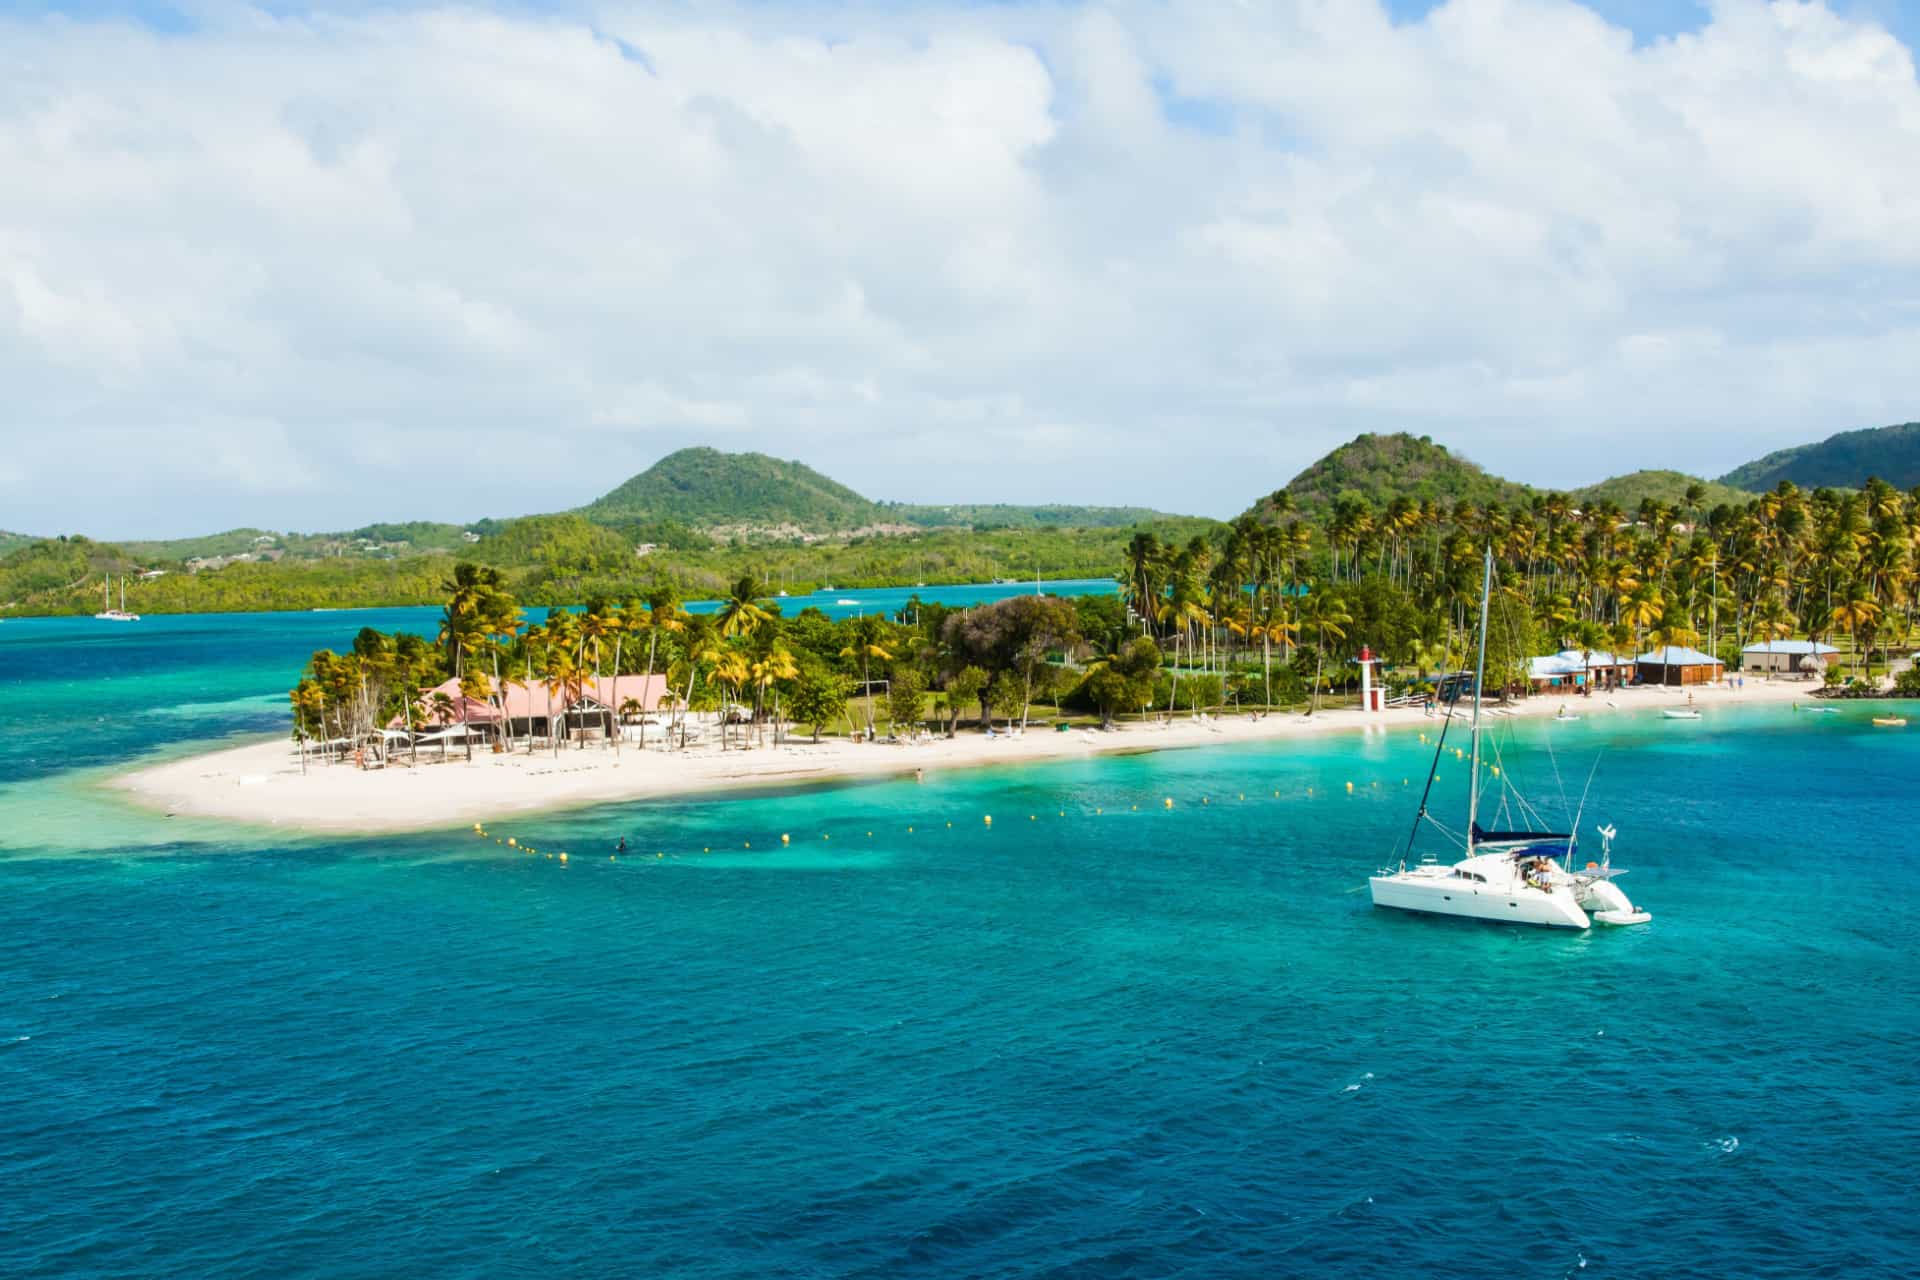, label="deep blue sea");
[3,582,1917,1278]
